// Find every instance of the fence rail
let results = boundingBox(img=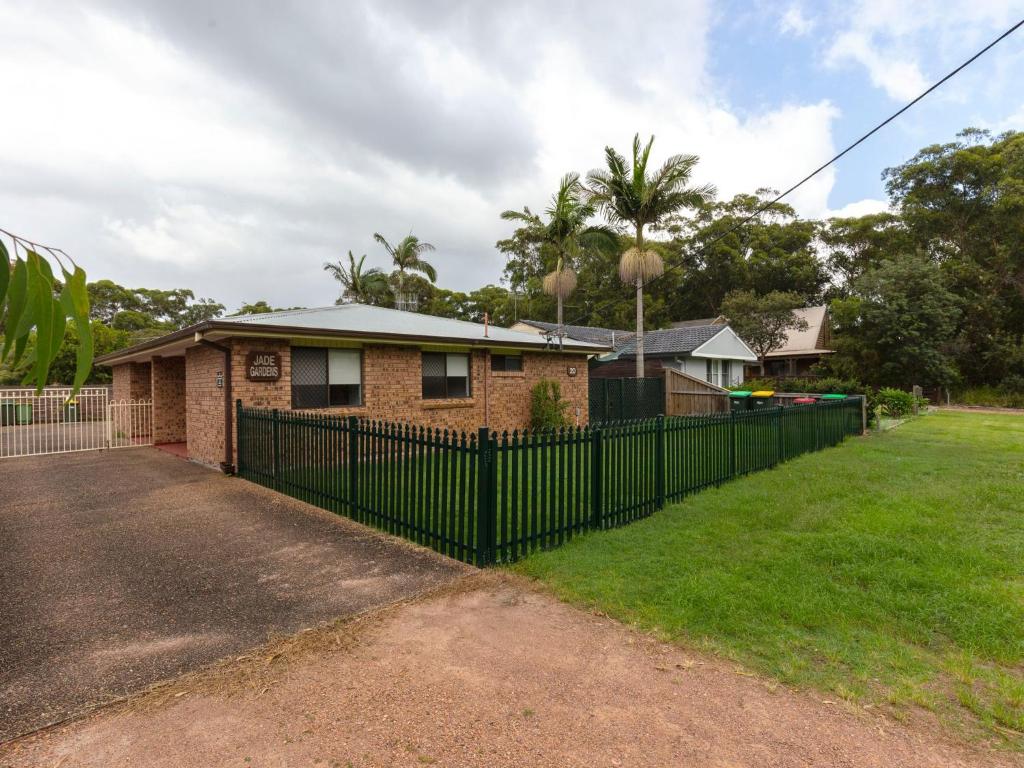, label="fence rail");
[238,397,864,566]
